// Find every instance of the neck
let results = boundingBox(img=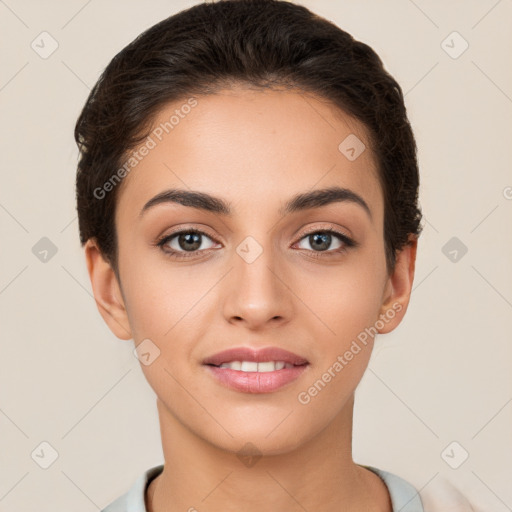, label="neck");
[147,394,391,512]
